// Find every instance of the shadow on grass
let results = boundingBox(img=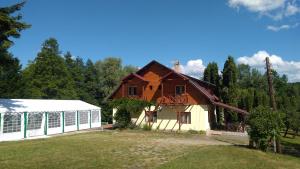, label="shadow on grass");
[281,140,300,158]
[213,134,300,158]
